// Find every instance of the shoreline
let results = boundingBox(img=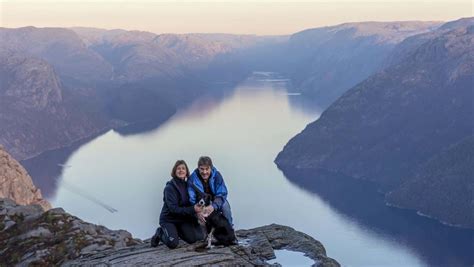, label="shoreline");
[277,165,474,231]
[384,201,473,230]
